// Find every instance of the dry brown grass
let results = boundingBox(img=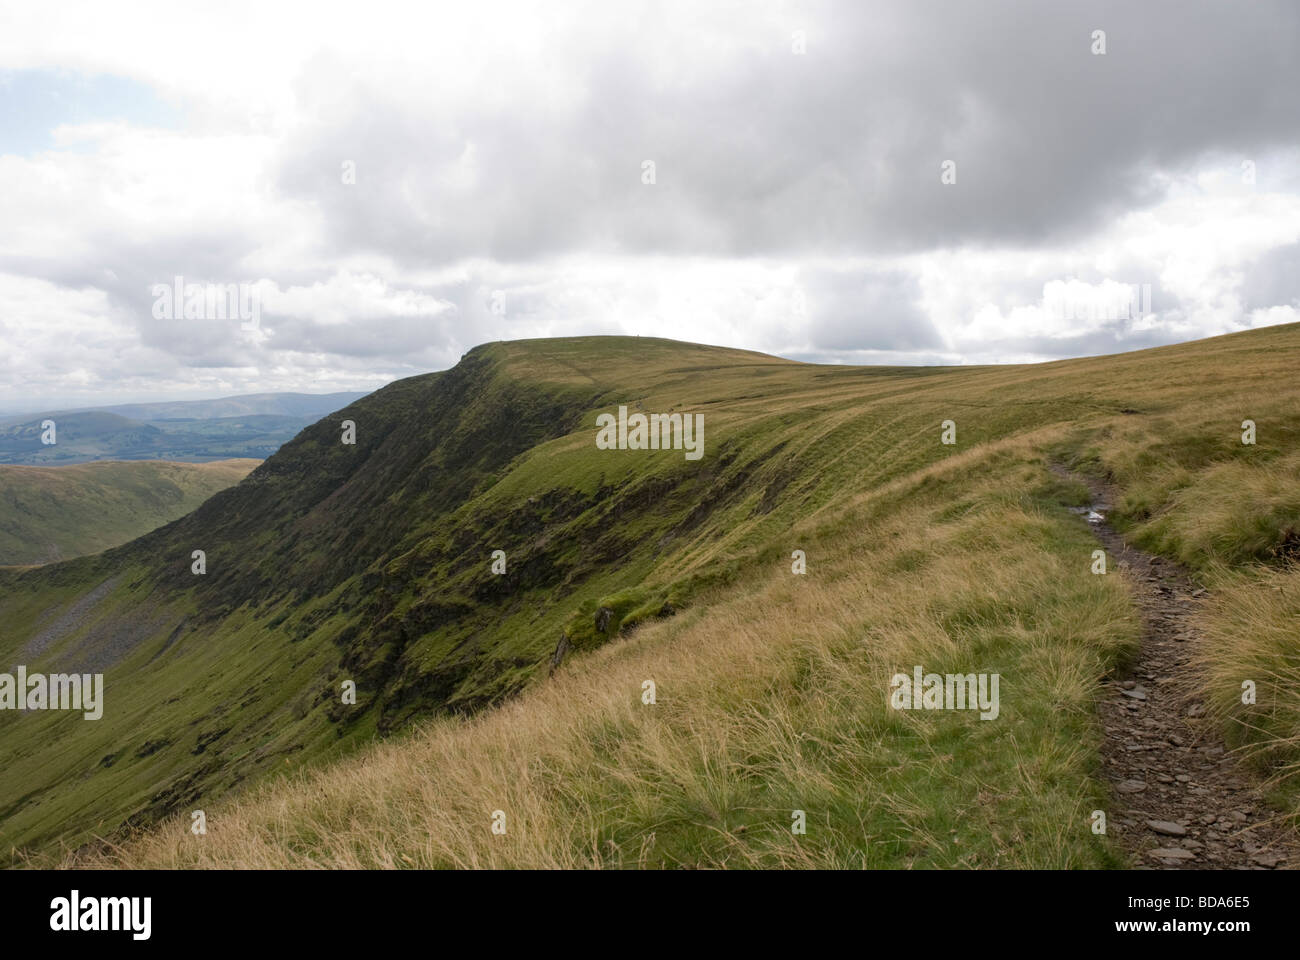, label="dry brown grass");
[72,436,1136,869]
[46,324,1300,868]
